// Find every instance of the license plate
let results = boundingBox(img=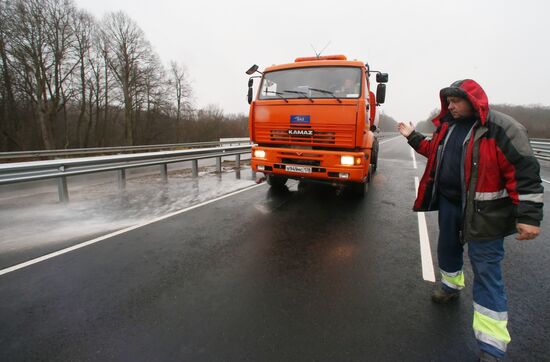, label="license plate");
[285,165,312,173]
